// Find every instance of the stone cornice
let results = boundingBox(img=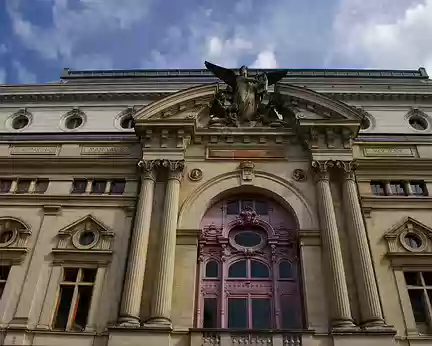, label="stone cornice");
[361,196,432,209]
